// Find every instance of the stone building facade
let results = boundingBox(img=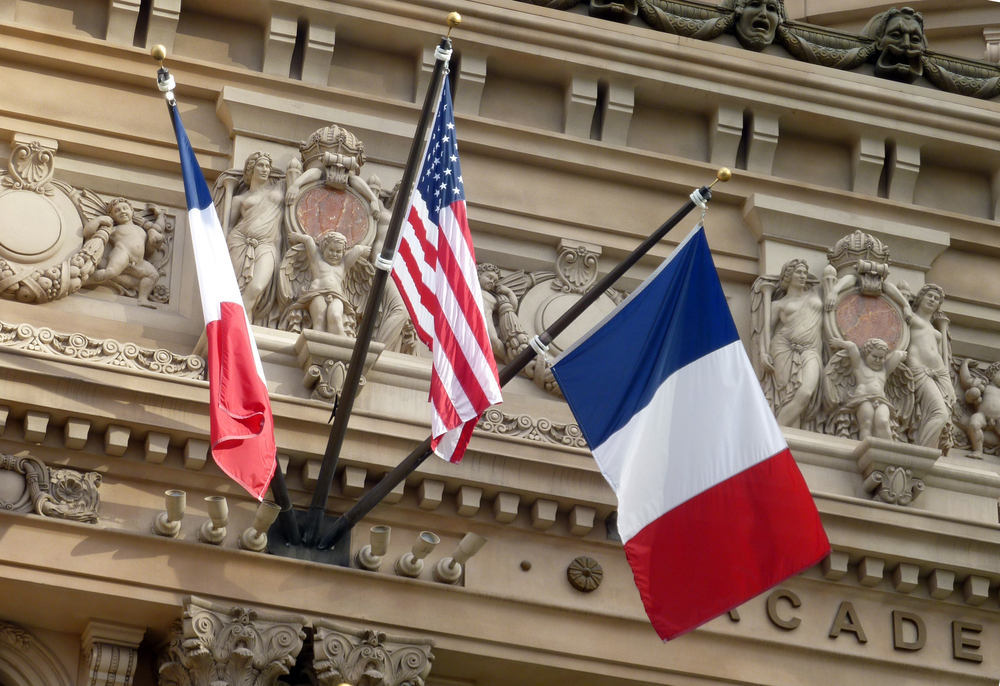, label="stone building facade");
[0,0,997,684]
